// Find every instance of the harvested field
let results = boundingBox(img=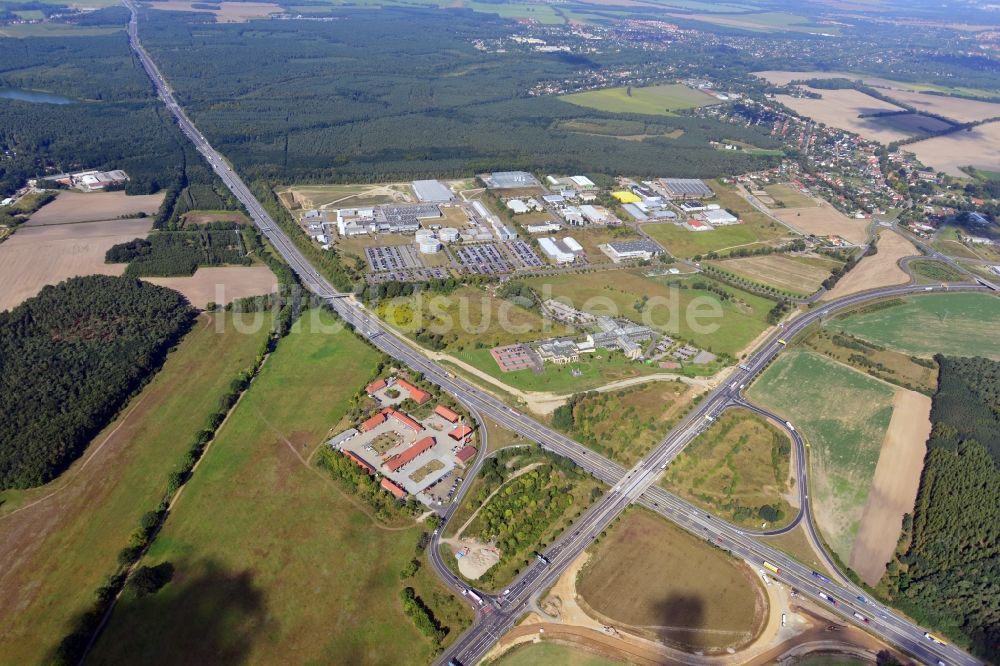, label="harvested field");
[763,183,815,208]
[0,218,152,311]
[906,121,1000,177]
[776,91,909,144]
[183,210,250,226]
[143,266,276,309]
[821,231,916,301]
[878,89,1000,124]
[0,313,270,665]
[146,0,281,22]
[849,389,931,585]
[716,254,835,294]
[771,200,869,244]
[576,509,766,651]
[25,190,163,226]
